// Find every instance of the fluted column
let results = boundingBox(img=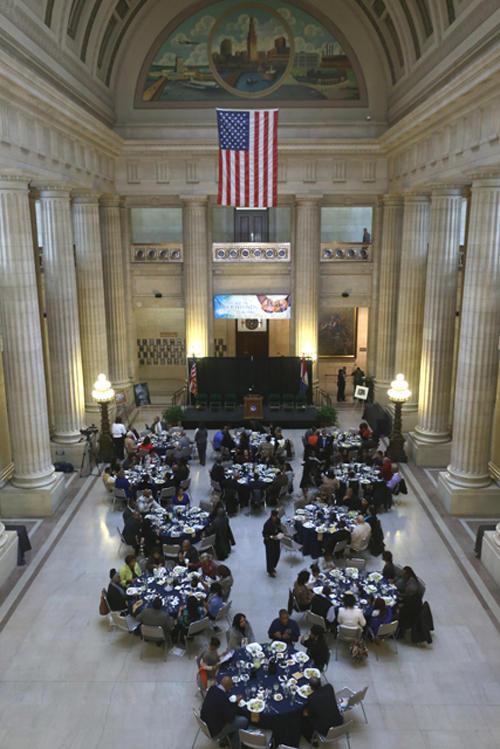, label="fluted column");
[38,185,85,444]
[182,196,210,357]
[393,192,430,429]
[411,185,463,461]
[120,201,137,385]
[293,196,321,370]
[72,190,109,413]
[438,173,500,515]
[0,175,55,488]
[100,196,130,390]
[374,194,404,404]
[366,197,383,378]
